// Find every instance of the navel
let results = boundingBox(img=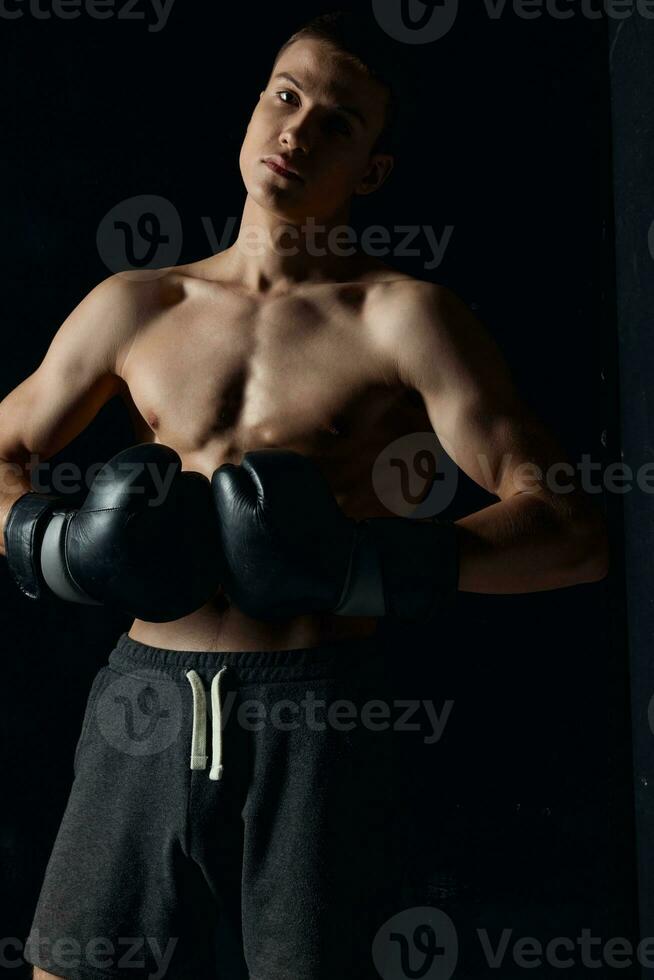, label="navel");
[324,415,347,437]
[338,284,366,310]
